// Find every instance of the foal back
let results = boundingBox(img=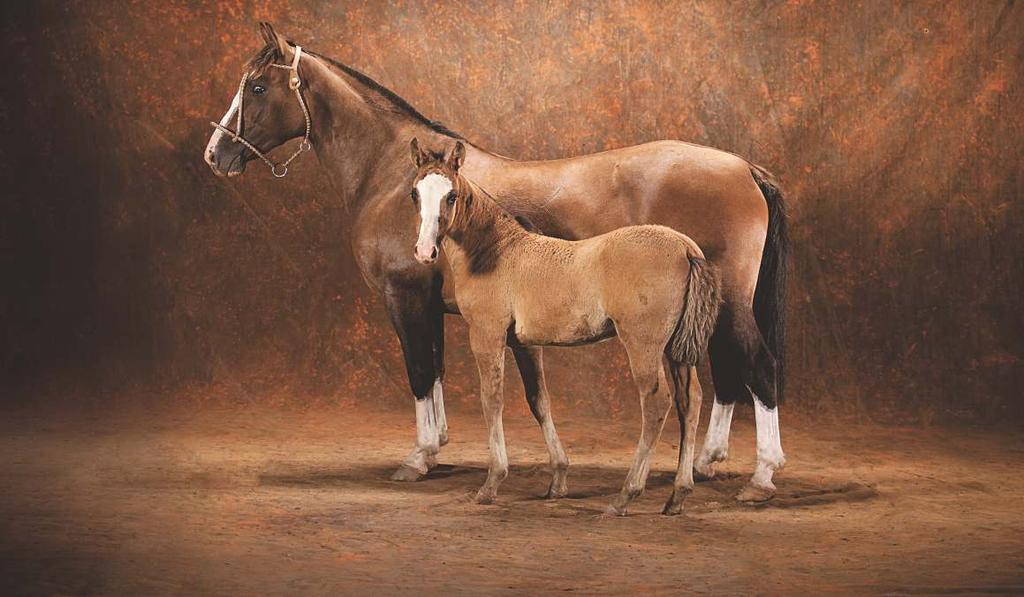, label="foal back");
[506,224,705,350]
